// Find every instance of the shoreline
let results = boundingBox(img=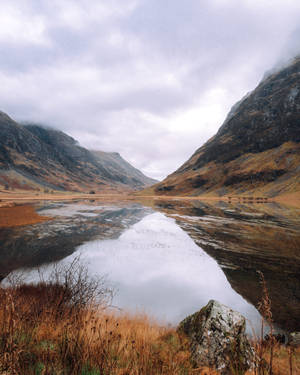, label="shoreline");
[1,190,300,205]
[0,190,300,228]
